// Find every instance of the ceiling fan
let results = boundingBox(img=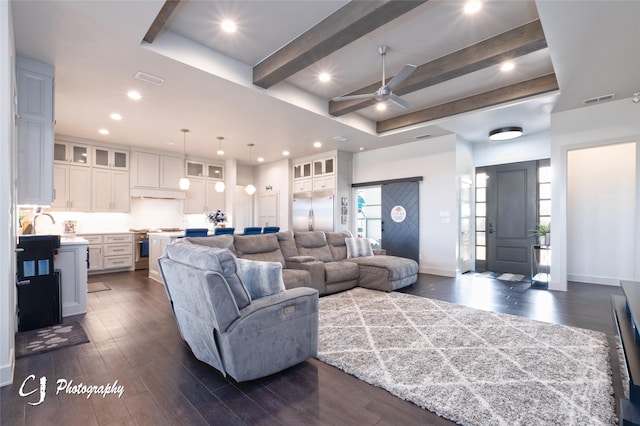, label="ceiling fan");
[332,45,417,109]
